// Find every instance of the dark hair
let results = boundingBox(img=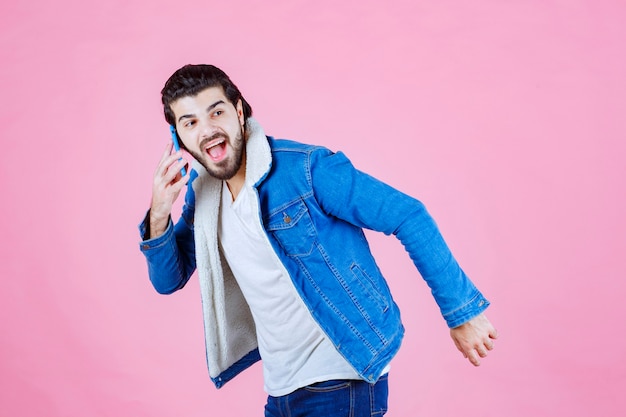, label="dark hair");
[161,64,253,126]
